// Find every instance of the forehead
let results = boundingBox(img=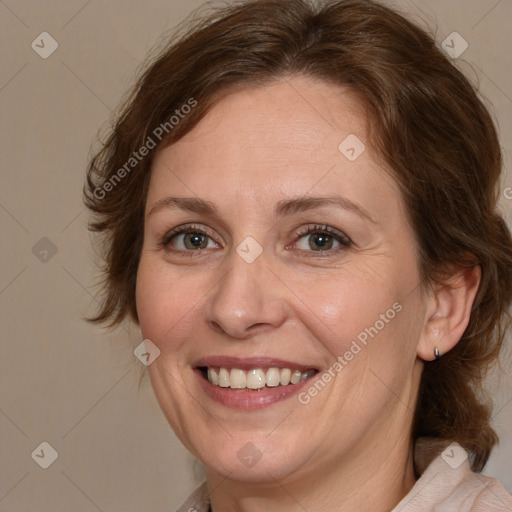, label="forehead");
[155,78,365,166]
[148,76,400,218]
